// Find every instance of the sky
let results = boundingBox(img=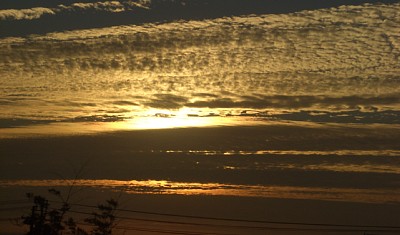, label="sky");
[0,1,400,234]
[0,0,399,132]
